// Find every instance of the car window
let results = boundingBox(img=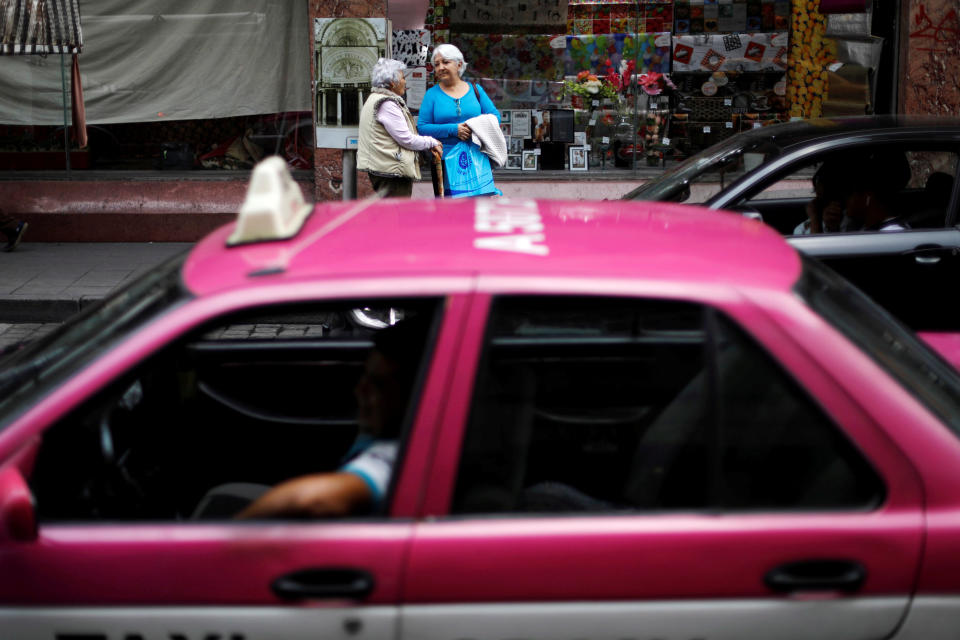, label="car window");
[452,296,882,515]
[623,135,784,204]
[28,298,441,522]
[750,168,816,201]
[744,149,958,236]
[754,151,957,202]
